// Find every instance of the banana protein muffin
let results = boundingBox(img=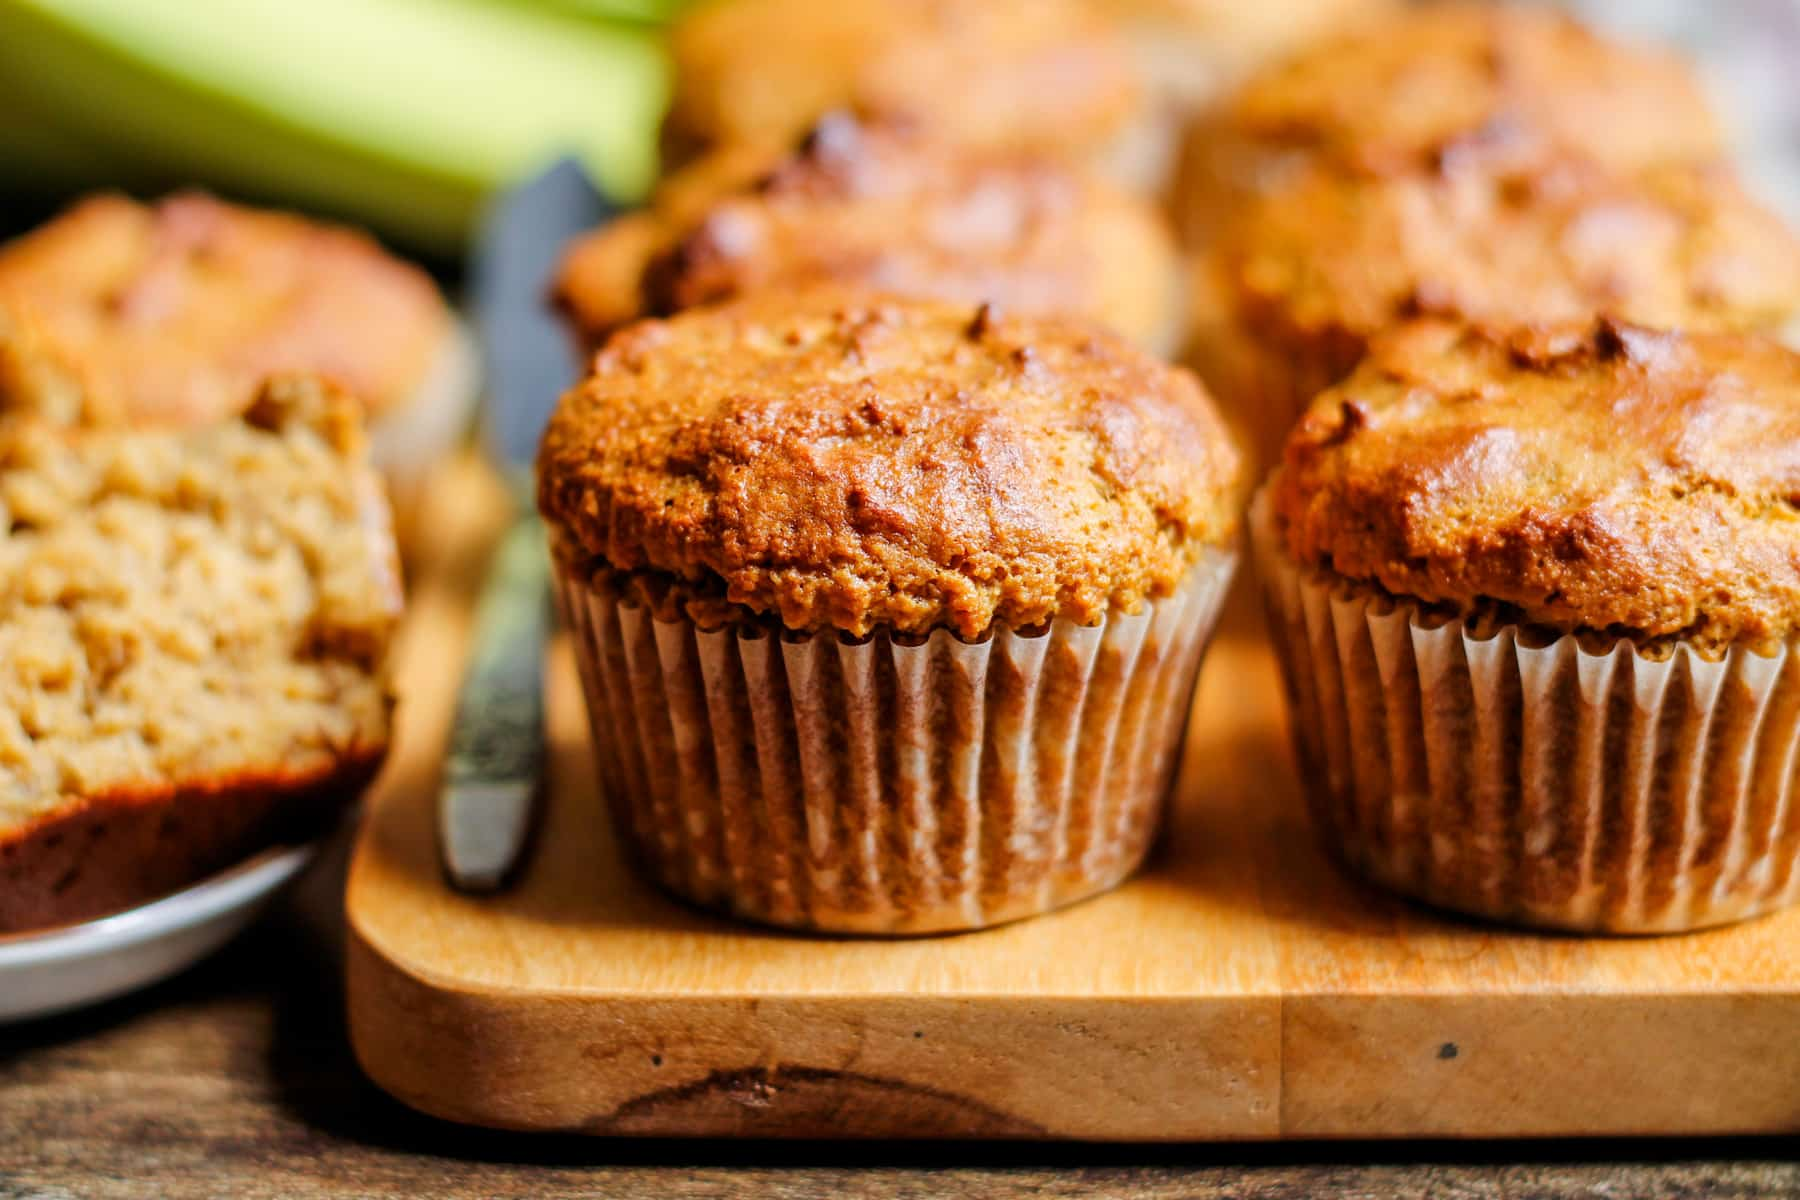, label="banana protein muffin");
[555,114,1182,353]
[1258,318,1800,933]
[1173,1,1724,245]
[0,192,477,534]
[1191,156,1800,465]
[664,0,1139,169]
[1094,0,1397,157]
[539,290,1243,933]
[0,375,400,931]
